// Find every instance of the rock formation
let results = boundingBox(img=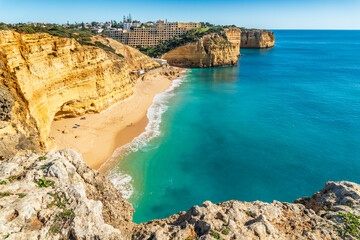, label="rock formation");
[241,30,275,48]
[1,149,359,239]
[0,31,160,159]
[0,149,133,240]
[161,28,241,68]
